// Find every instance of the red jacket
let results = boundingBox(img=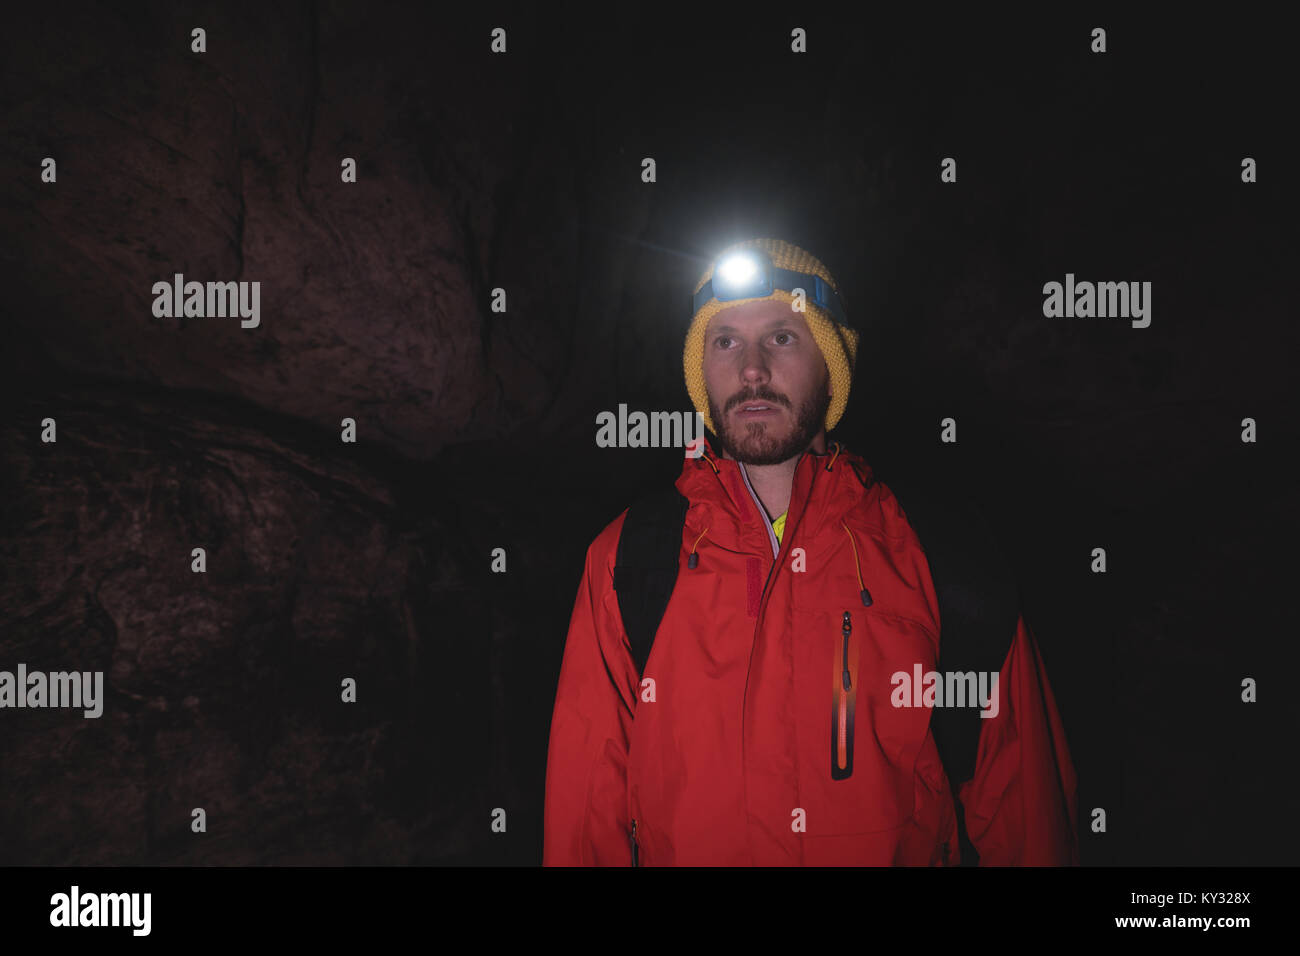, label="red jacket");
[544,438,1079,865]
